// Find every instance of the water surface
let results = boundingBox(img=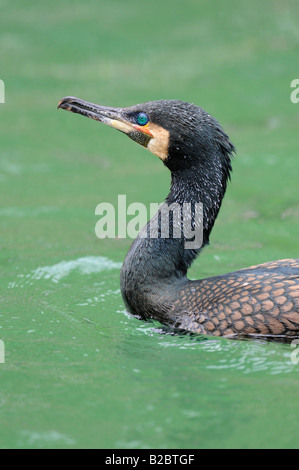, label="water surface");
[1,0,299,449]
